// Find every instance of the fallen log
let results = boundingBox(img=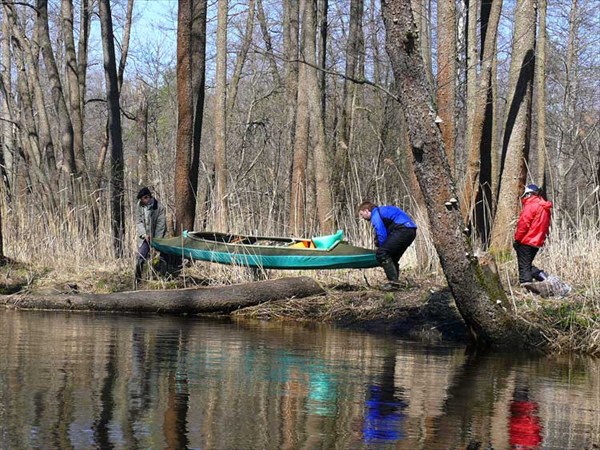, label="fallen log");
[0,276,325,314]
